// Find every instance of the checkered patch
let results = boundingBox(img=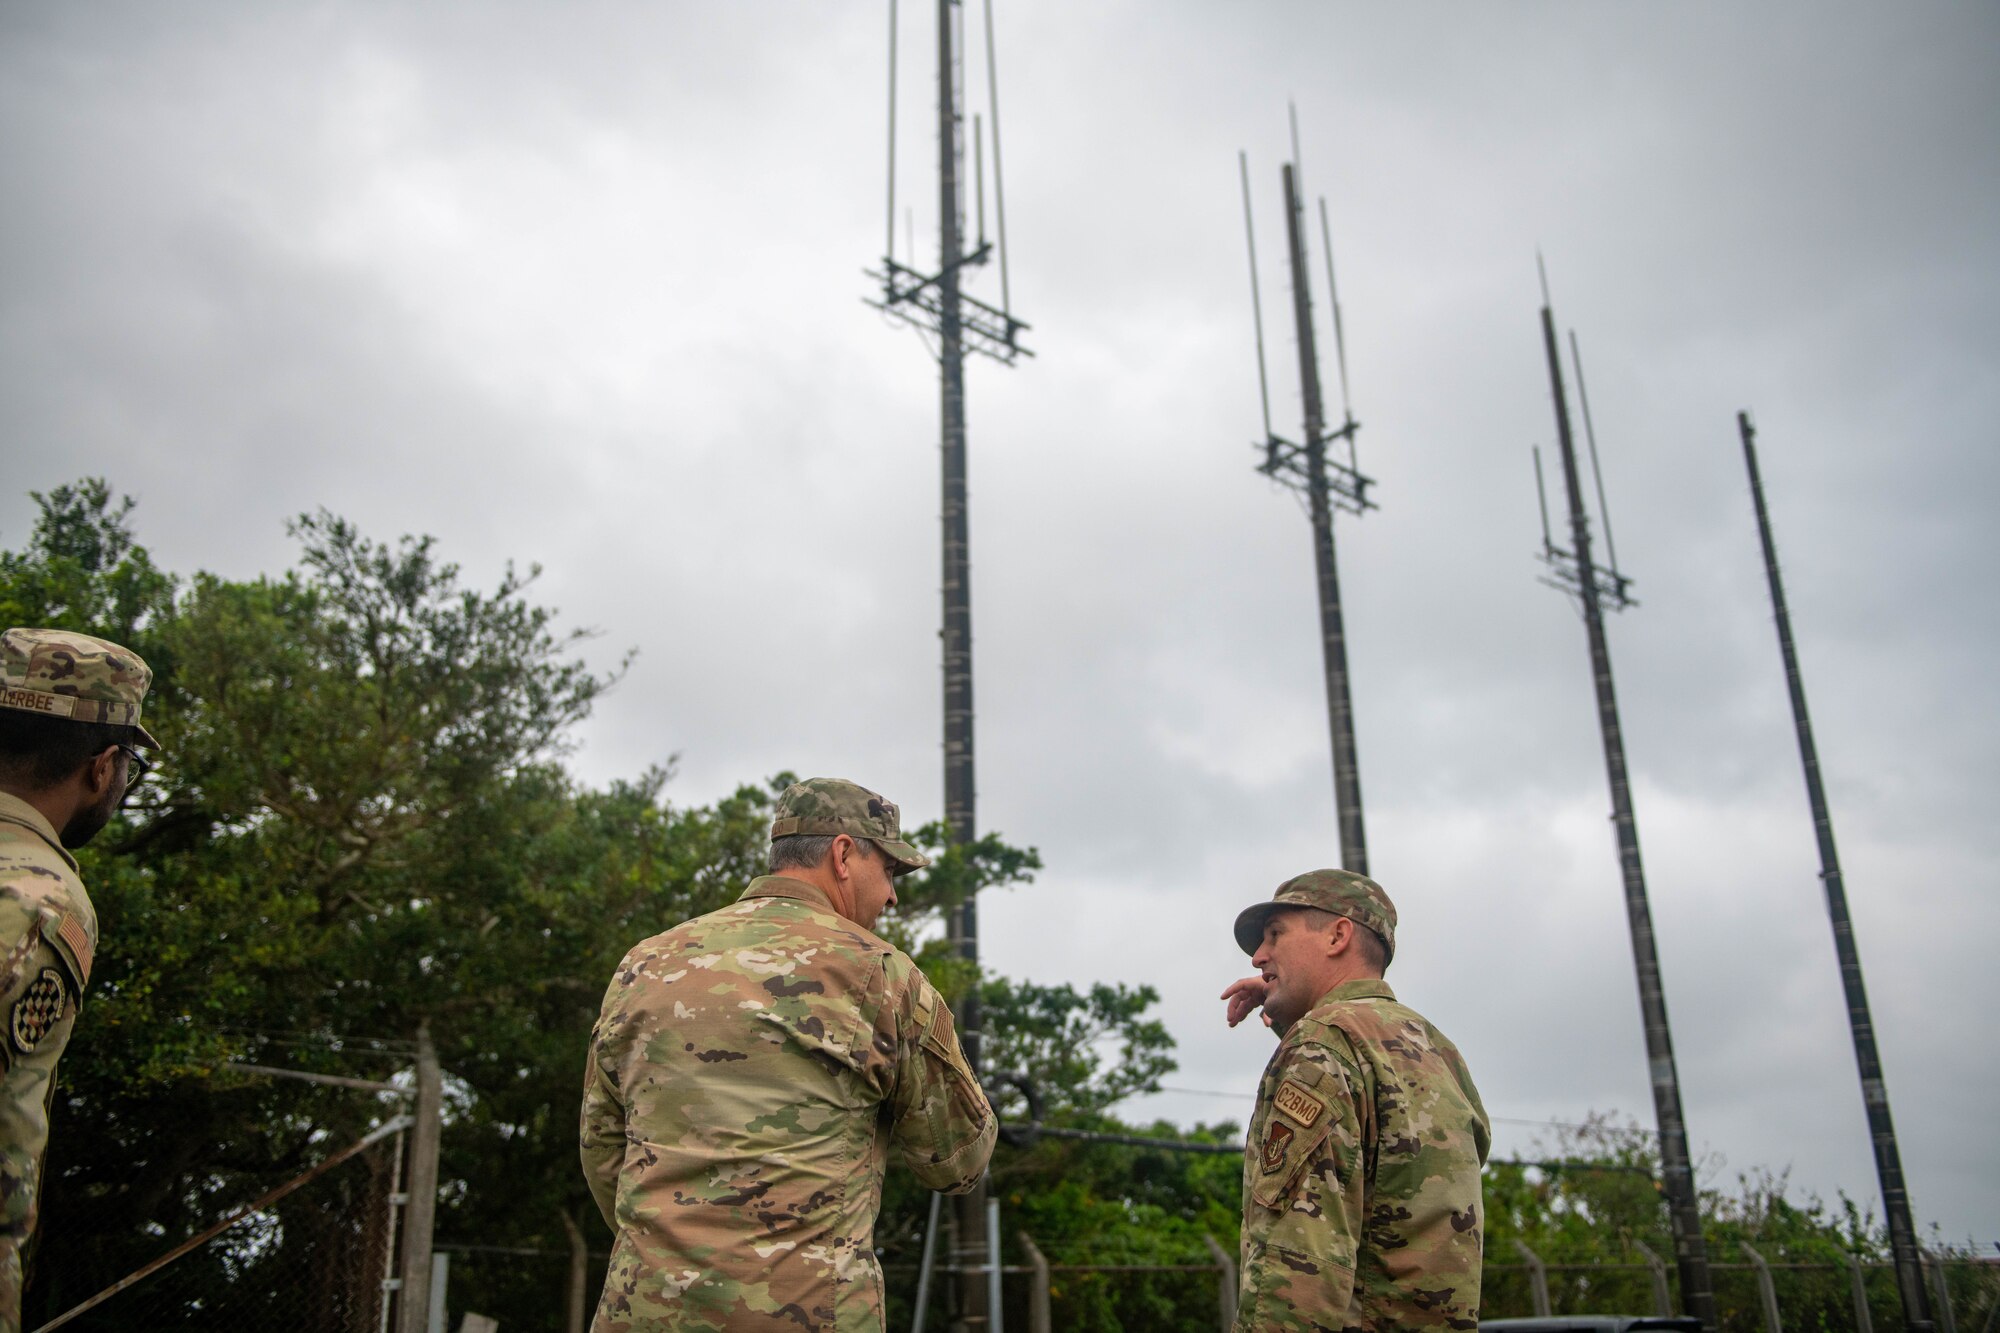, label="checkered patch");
[10,968,67,1055]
